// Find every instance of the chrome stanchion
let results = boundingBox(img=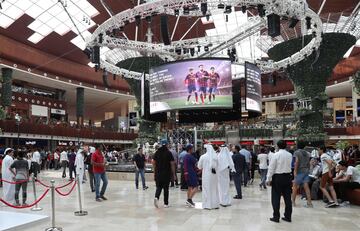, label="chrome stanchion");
[74,174,88,216]
[45,180,62,231]
[31,174,43,211]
